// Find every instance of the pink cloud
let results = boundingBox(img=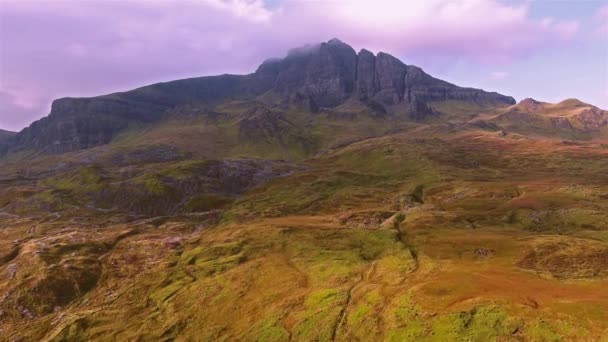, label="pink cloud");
[0,0,592,130]
[490,71,510,80]
[273,0,580,61]
[599,4,608,18]
[202,0,273,22]
[597,5,608,36]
